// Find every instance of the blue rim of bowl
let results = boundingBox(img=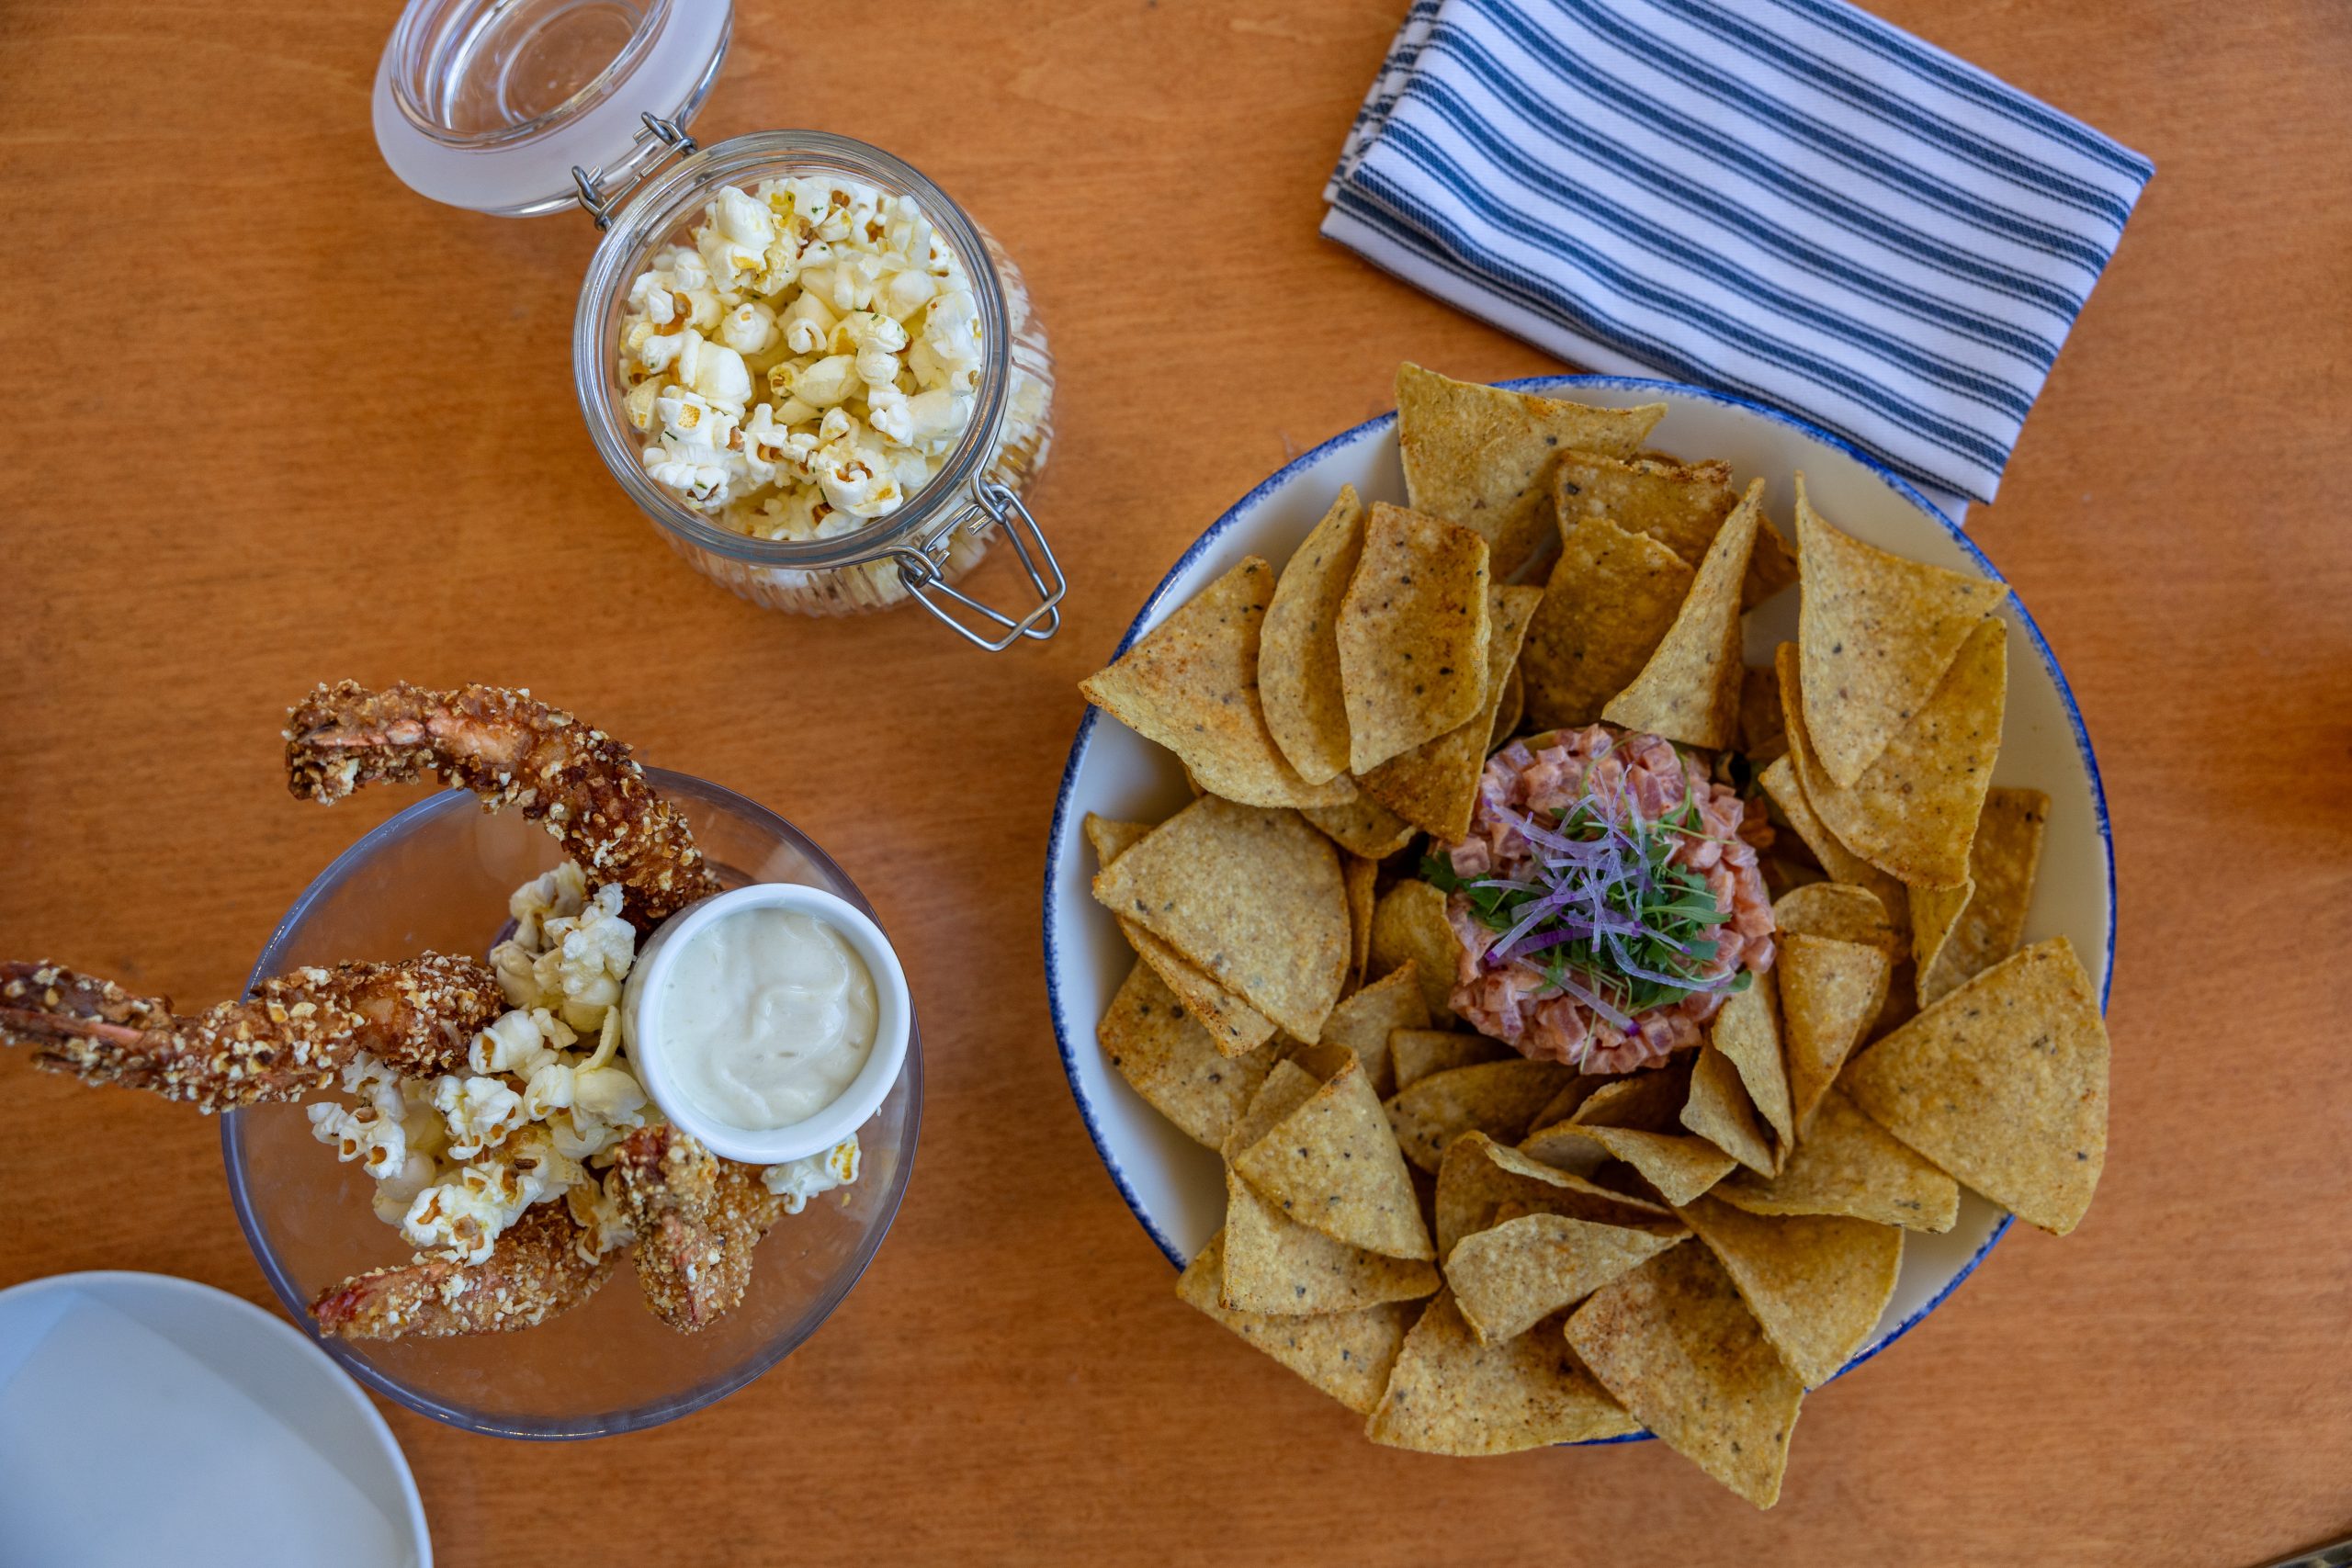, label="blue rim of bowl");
[1040,374,2115,1438]
[220,766,922,1441]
